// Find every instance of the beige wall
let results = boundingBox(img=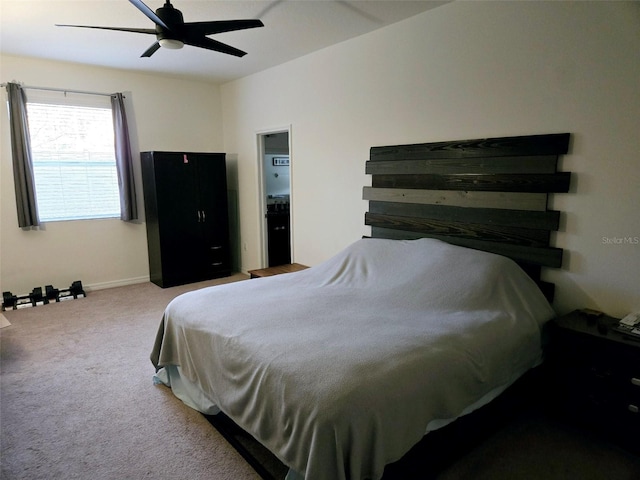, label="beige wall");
[0,55,223,294]
[221,1,640,317]
[2,2,638,318]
